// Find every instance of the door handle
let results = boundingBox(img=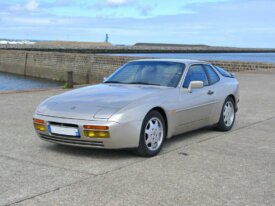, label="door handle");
[207,90,214,95]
